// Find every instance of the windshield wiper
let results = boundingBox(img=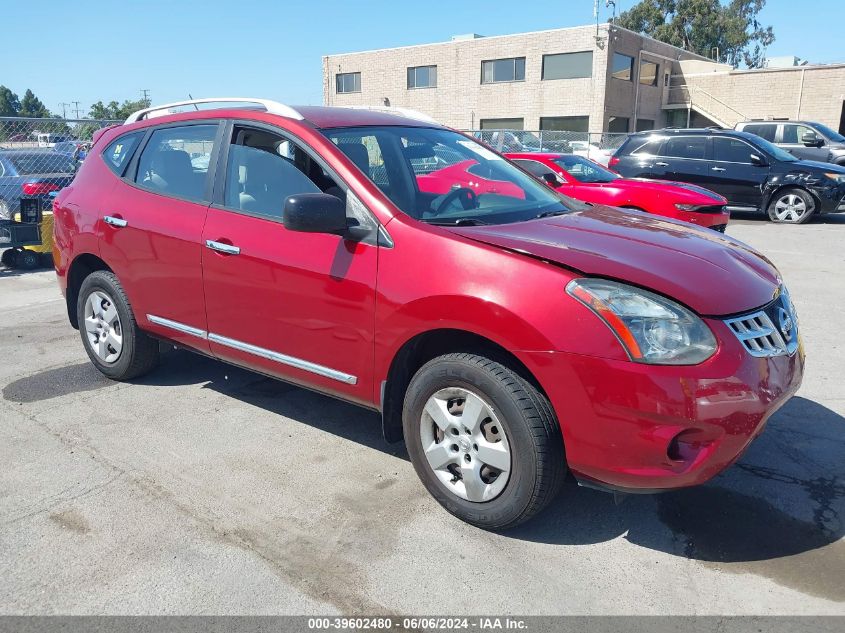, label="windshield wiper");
[535,210,570,219]
[421,218,488,226]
